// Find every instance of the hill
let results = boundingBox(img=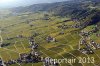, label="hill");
[10,0,100,28]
